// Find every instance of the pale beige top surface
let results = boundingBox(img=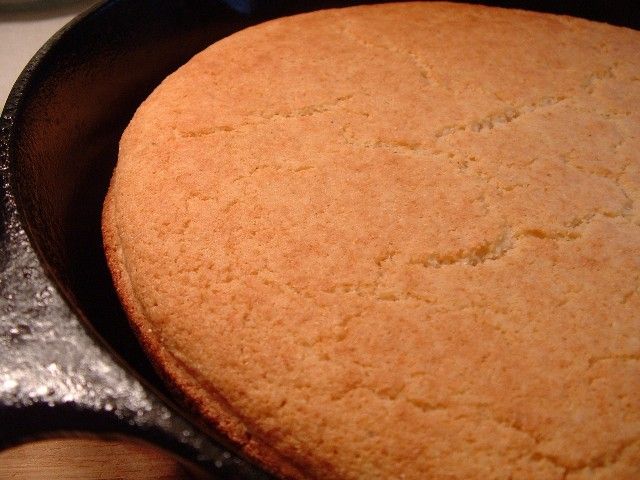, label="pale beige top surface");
[105,3,640,479]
